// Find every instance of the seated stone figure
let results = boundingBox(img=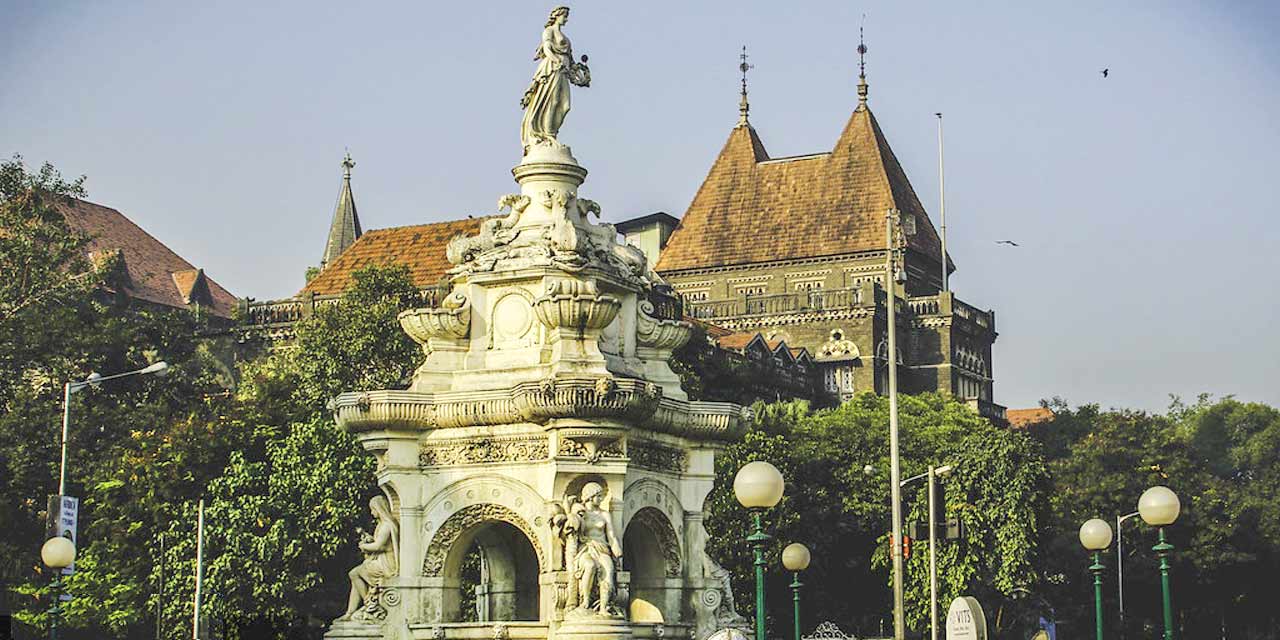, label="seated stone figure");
[339,495,400,621]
